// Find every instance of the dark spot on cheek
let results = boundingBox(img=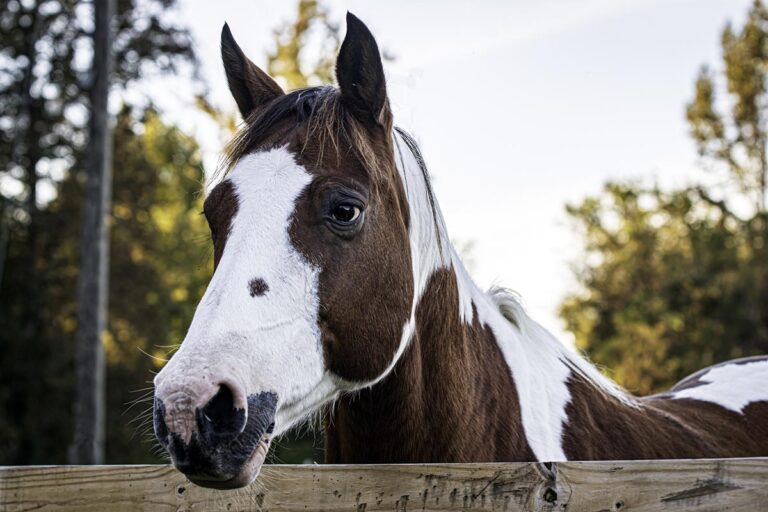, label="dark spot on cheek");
[248,278,269,297]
